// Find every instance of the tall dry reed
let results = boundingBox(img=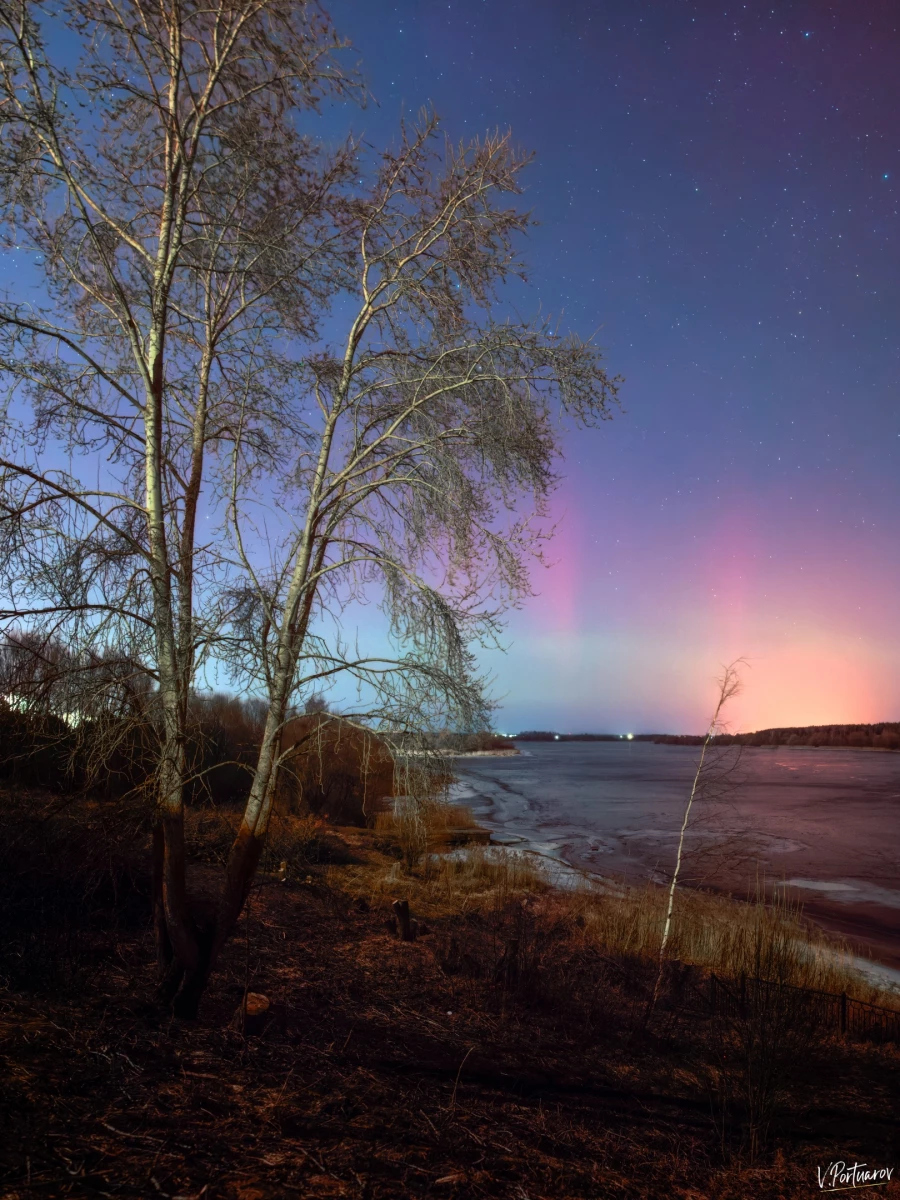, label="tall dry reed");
[572,880,882,1002]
